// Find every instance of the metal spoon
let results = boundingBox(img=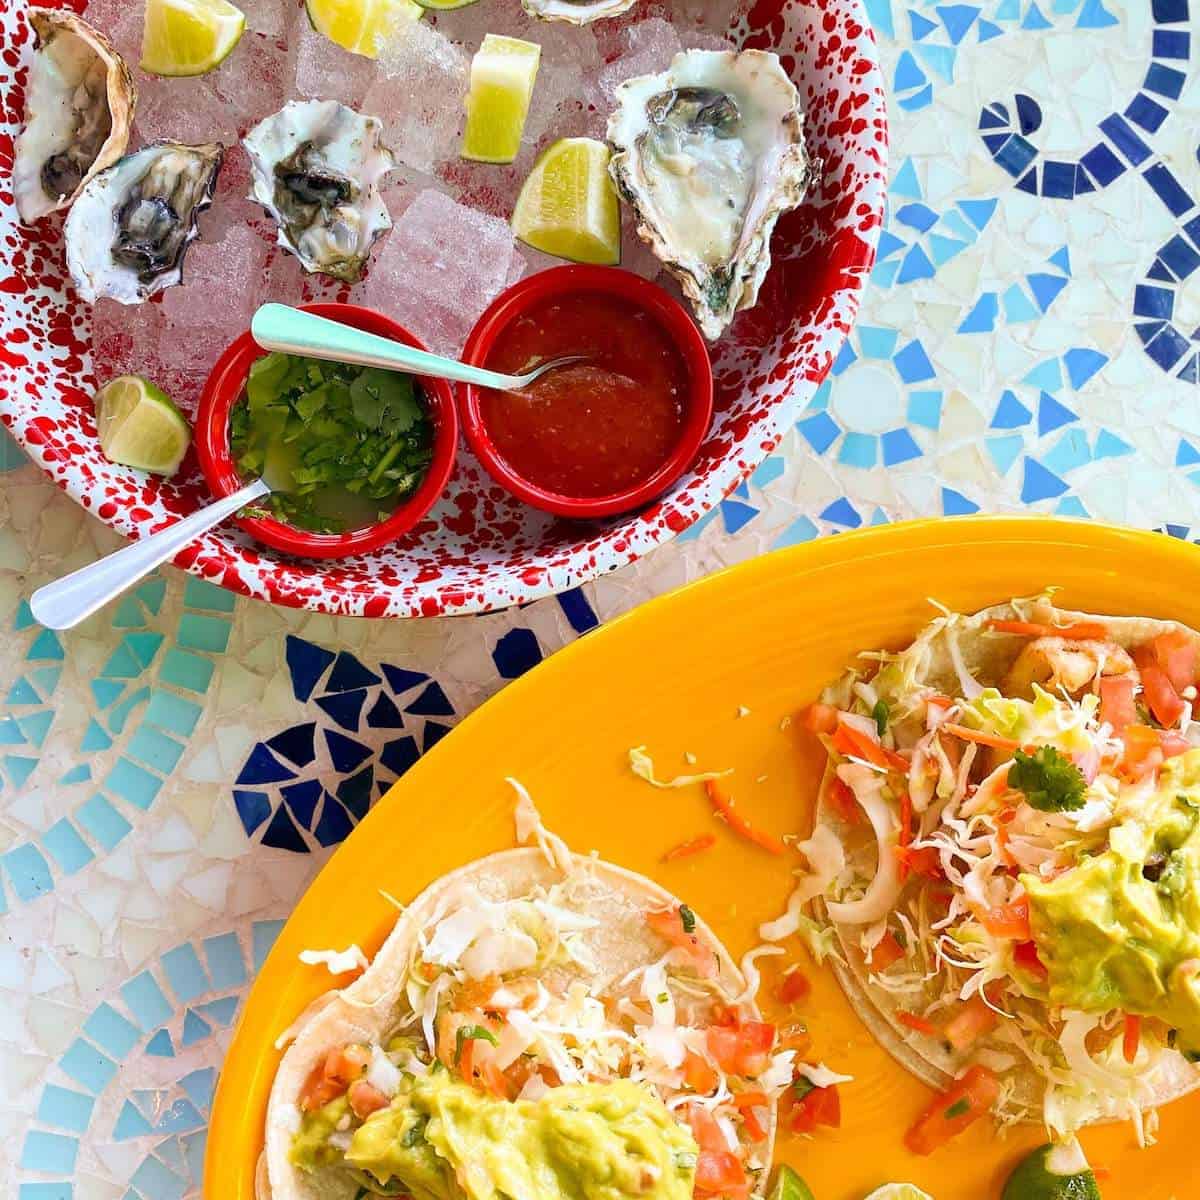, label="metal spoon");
[29,477,273,631]
[251,303,586,390]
